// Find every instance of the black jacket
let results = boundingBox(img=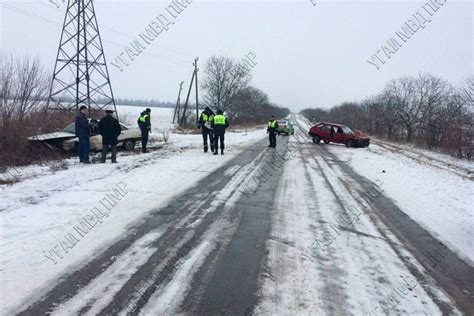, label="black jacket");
[211,115,229,135]
[75,112,90,137]
[267,120,279,134]
[137,111,151,129]
[98,115,121,145]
